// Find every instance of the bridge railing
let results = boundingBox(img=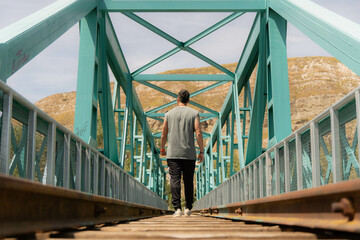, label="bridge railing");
[0,80,167,210]
[194,85,360,209]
